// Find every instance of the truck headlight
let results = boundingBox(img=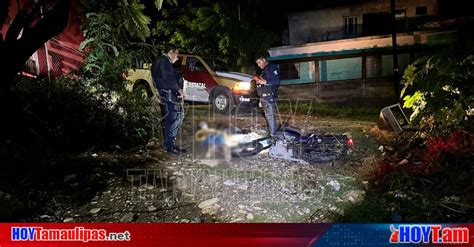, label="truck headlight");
[233,81,251,91]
